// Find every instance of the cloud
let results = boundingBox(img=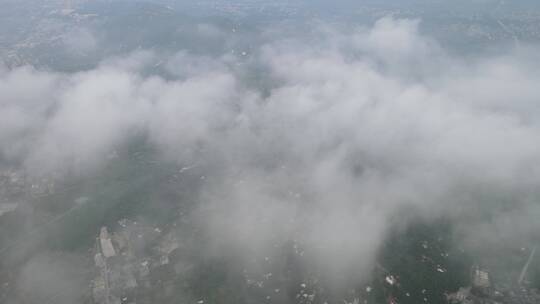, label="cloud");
[0,66,60,163]
[2,17,540,290]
